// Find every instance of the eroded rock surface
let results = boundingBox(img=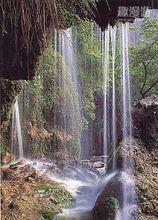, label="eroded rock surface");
[133,94,158,149]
